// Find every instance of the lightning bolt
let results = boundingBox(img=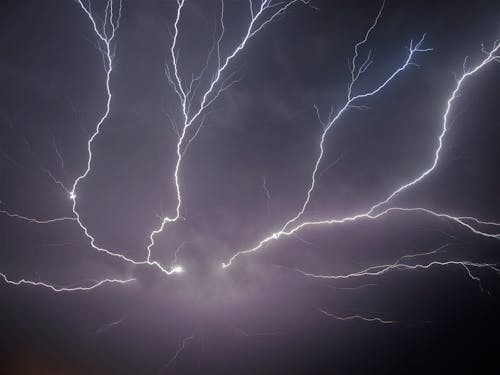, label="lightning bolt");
[146,0,313,265]
[66,0,182,276]
[1,0,311,293]
[0,0,172,293]
[222,12,500,268]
